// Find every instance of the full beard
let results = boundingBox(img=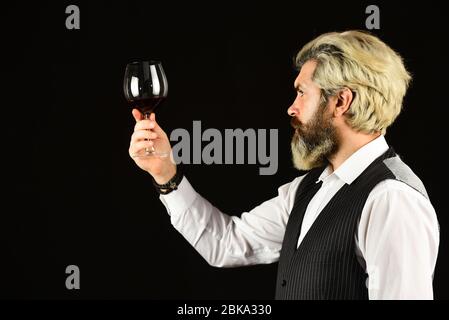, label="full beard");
[290,104,339,171]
